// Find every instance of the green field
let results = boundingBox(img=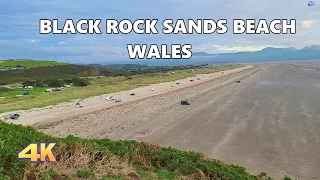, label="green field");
[0,64,105,84]
[0,60,67,69]
[0,87,46,98]
[0,121,281,180]
[0,65,244,113]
